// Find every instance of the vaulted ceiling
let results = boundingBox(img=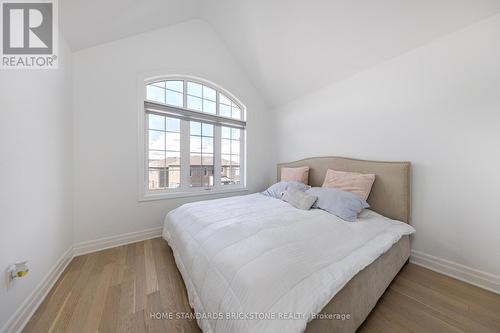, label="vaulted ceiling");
[60,0,201,51]
[61,0,500,106]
